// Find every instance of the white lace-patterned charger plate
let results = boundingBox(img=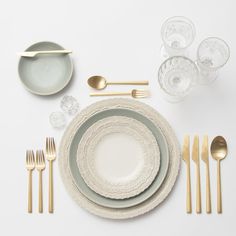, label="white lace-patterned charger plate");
[59,99,181,219]
[77,116,160,199]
